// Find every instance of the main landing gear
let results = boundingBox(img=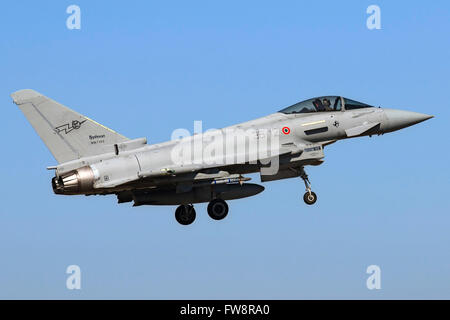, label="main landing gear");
[174,199,229,225]
[300,167,317,205]
[175,204,196,225]
[207,199,229,220]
